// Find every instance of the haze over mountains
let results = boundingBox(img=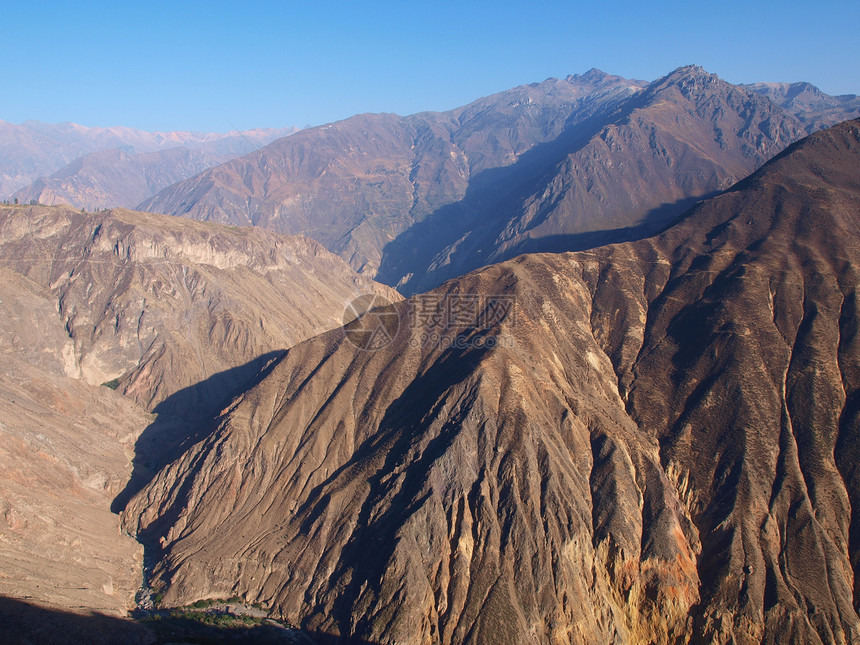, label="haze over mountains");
[0,120,295,206]
[126,118,860,645]
[11,147,225,212]
[742,81,860,131]
[140,65,859,294]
